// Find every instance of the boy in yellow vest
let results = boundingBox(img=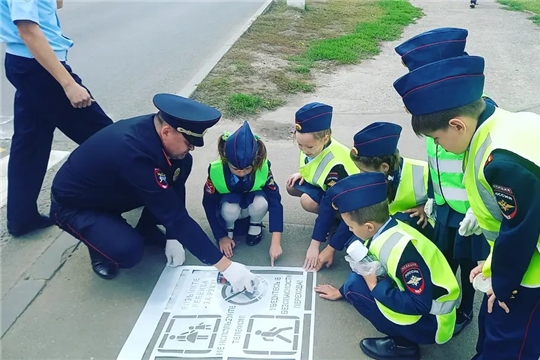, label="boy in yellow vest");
[395,27,492,335]
[315,172,460,360]
[393,54,540,359]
